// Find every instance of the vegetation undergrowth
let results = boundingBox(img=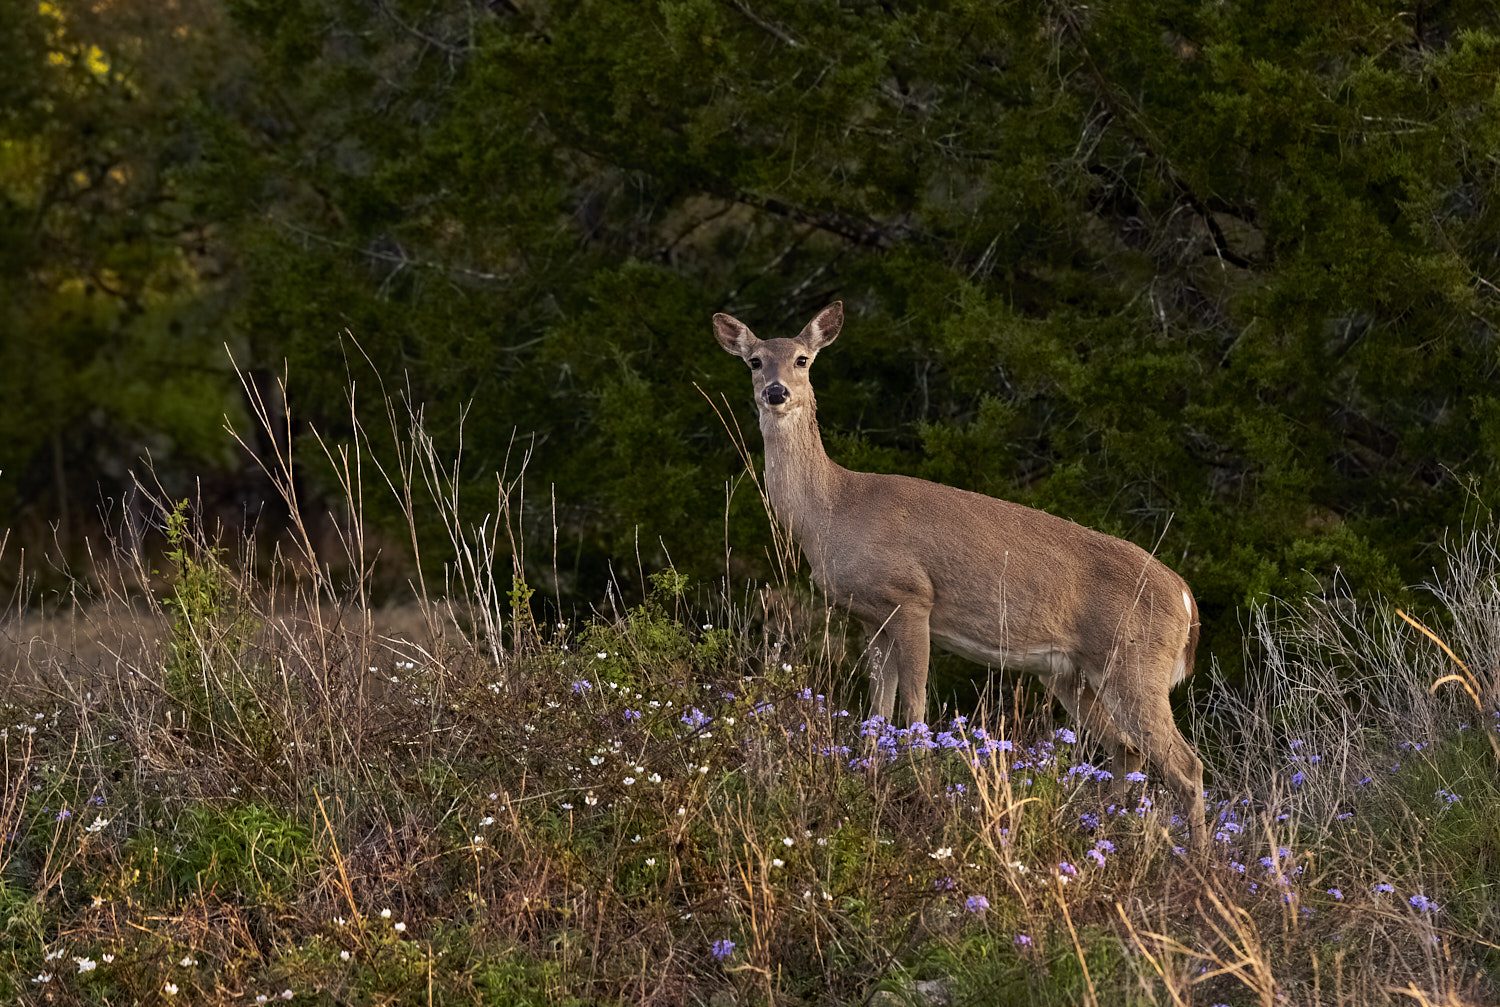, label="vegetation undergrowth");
[2,392,1497,1005]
